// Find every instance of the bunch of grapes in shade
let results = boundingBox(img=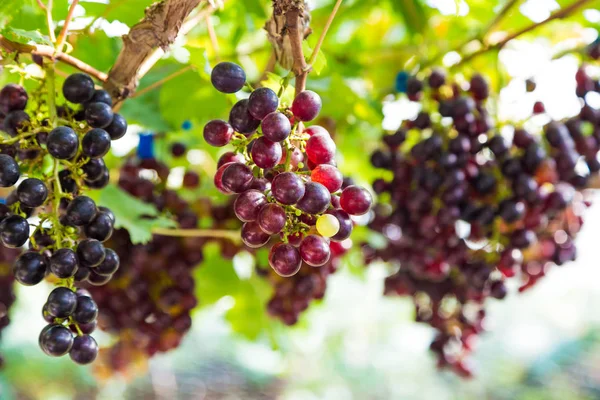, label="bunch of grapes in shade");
[0,246,21,368]
[364,67,598,377]
[205,61,372,277]
[82,155,219,375]
[0,72,128,364]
